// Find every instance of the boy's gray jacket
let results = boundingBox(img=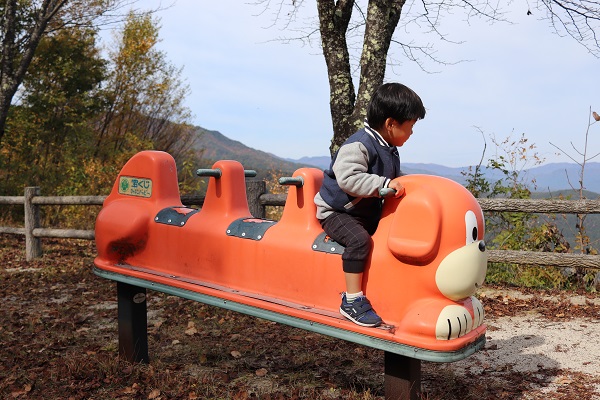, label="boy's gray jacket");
[315,127,400,221]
